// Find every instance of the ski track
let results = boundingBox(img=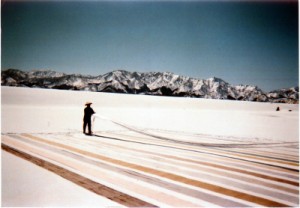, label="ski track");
[2,124,299,208]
